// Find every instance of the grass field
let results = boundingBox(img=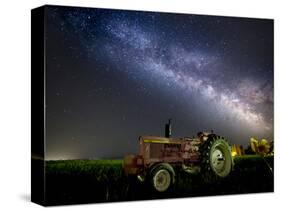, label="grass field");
[44,155,273,205]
